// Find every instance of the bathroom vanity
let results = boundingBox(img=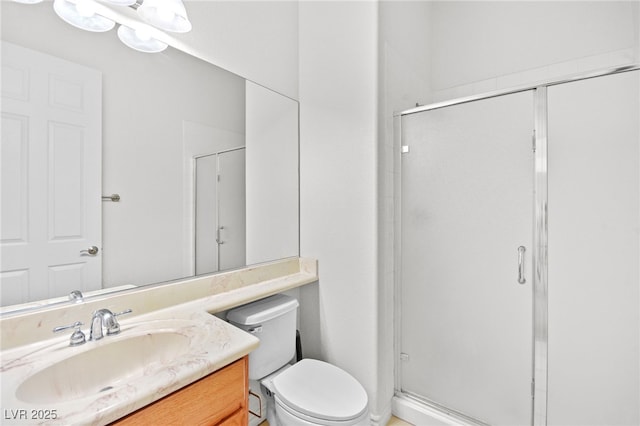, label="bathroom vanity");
[0,258,317,425]
[113,357,248,425]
